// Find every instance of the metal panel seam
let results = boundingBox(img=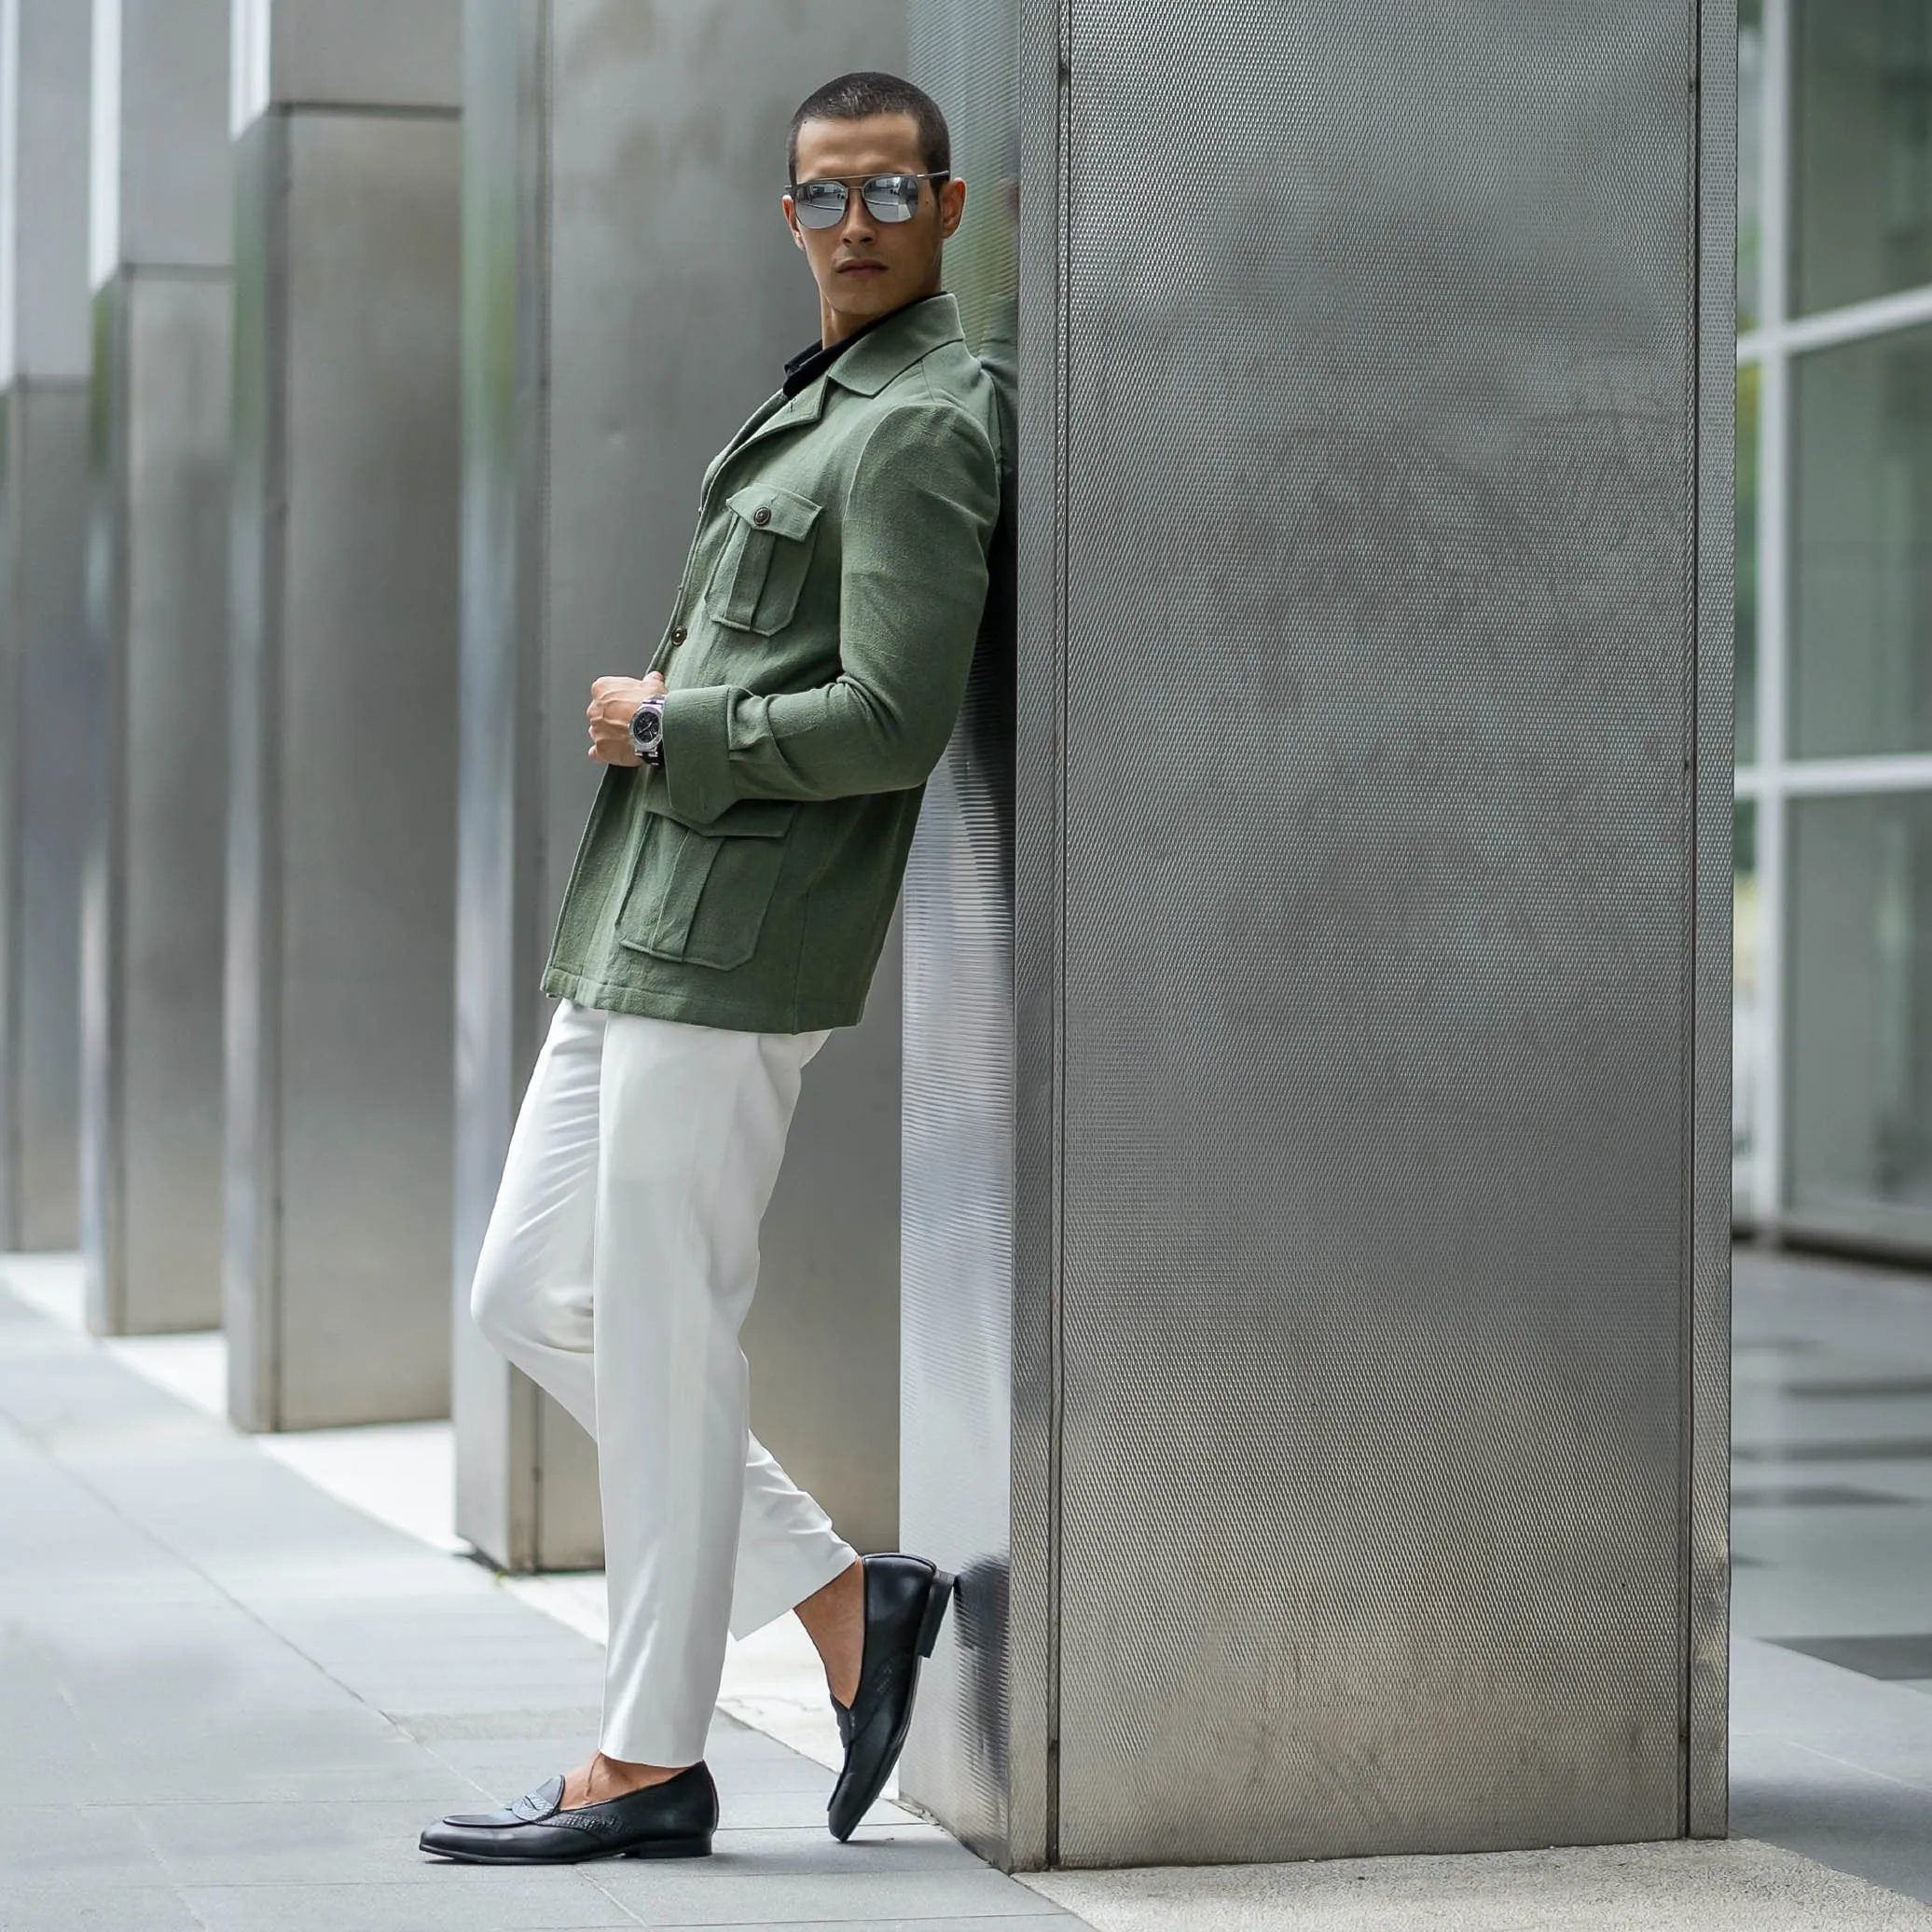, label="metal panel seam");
[98,286,134,1331]
[1677,0,1702,1833]
[1044,0,1072,1871]
[527,0,557,1552]
[263,110,294,1428]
